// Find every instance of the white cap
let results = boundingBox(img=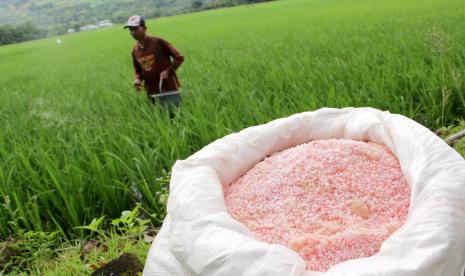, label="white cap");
[124,15,145,28]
